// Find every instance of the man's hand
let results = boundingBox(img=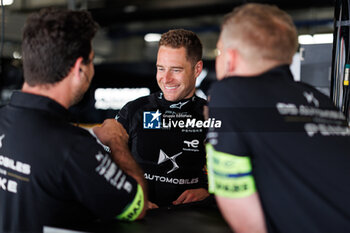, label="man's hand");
[93,119,148,219]
[173,188,209,205]
[93,119,128,150]
[147,201,159,209]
